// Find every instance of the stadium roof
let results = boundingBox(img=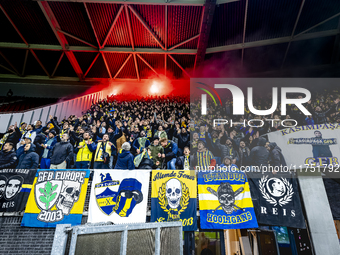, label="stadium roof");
[0,0,340,83]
